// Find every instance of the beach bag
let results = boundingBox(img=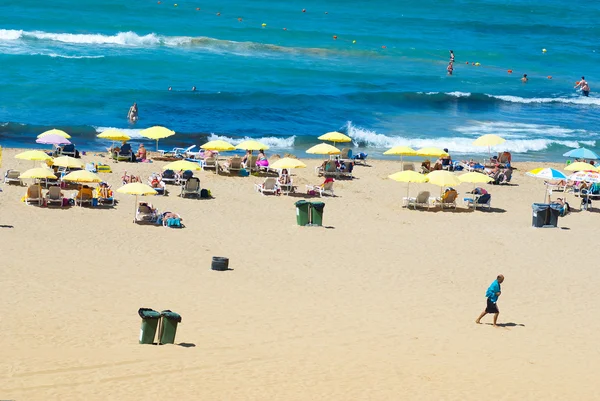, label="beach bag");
[200,189,209,198]
[239,168,249,177]
[166,217,181,227]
